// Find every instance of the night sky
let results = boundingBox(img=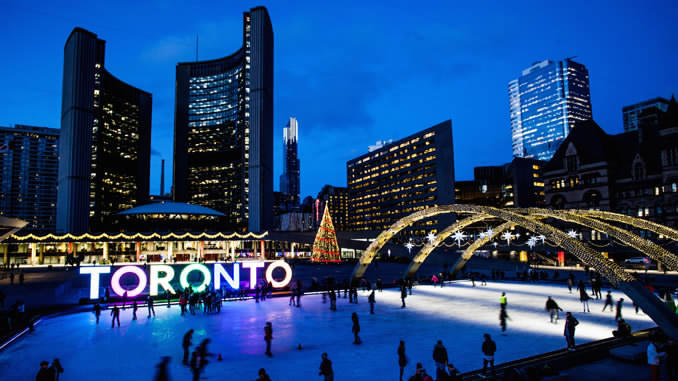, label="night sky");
[1,0,676,200]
